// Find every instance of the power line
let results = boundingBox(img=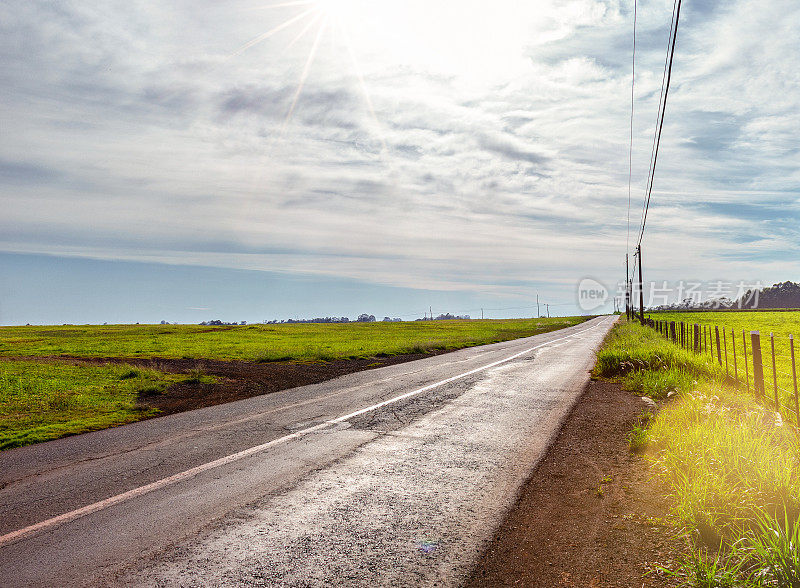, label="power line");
[636,0,683,248]
[626,0,638,259]
[635,0,677,250]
